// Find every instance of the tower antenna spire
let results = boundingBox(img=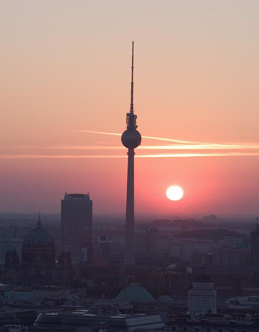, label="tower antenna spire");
[130,41,134,114]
